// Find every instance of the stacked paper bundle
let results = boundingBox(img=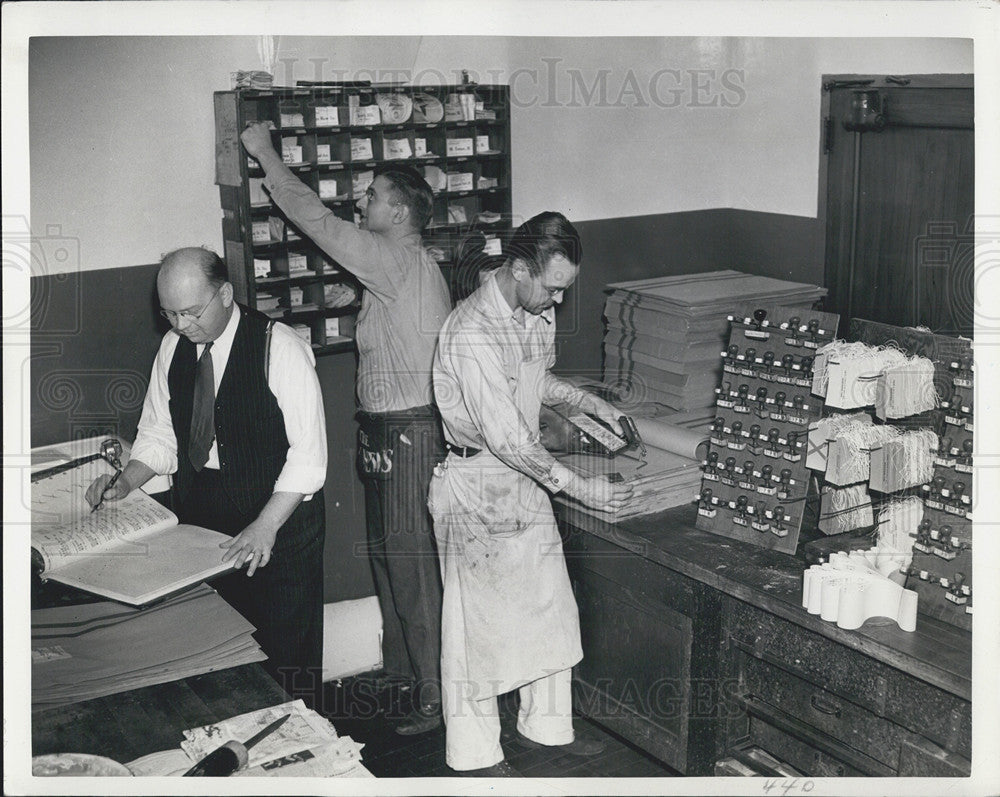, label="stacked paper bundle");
[603,270,826,411]
[31,584,266,709]
[555,410,712,522]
